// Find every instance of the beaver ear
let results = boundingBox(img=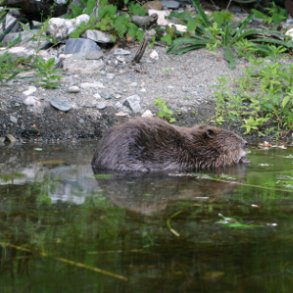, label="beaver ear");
[205,128,215,139]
